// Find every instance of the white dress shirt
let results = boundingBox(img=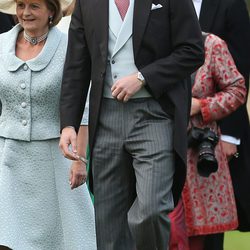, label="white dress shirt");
[192,0,202,18]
